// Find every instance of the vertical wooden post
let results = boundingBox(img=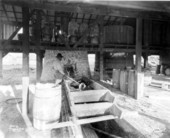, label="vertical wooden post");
[0,22,3,78]
[136,18,142,72]
[143,53,149,68]
[99,20,104,80]
[0,50,2,78]
[35,10,42,82]
[135,17,144,99]
[22,7,30,115]
[61,15,68,34]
